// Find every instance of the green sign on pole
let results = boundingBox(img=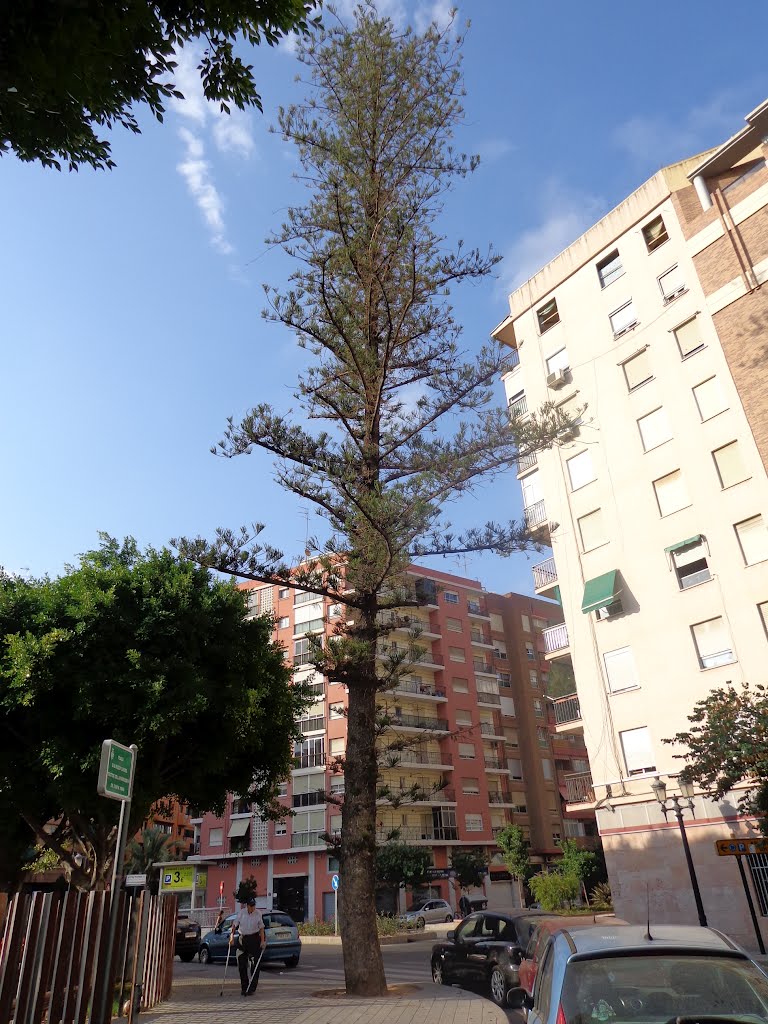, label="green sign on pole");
[97,739,135,801]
